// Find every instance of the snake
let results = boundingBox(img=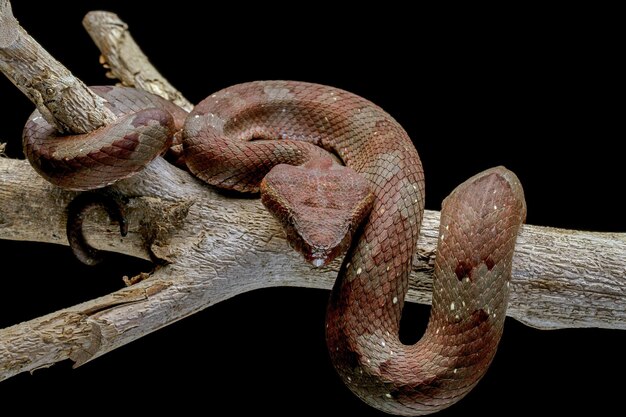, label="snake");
[22,81,526,415]
[64,191,128,266]
[23,86,187,191]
